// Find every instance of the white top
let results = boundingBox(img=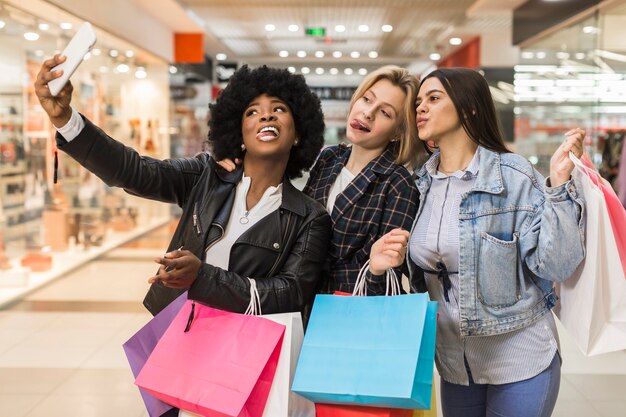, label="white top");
[205,175,283,268]
[326,166,356,213]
